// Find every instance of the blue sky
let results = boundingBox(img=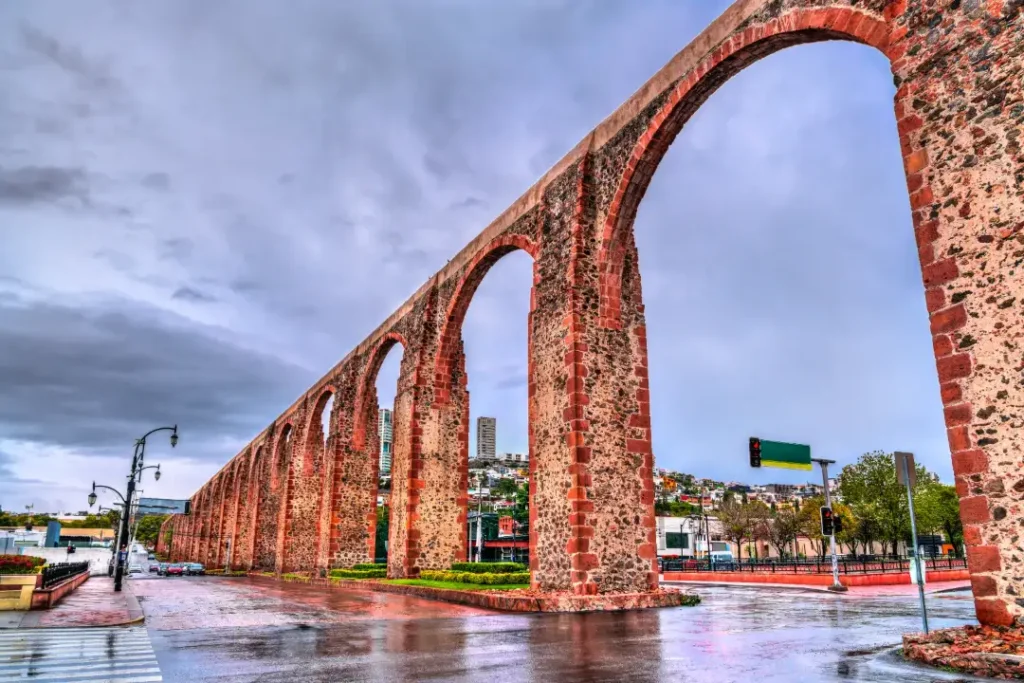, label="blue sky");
[0,0,948,513]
